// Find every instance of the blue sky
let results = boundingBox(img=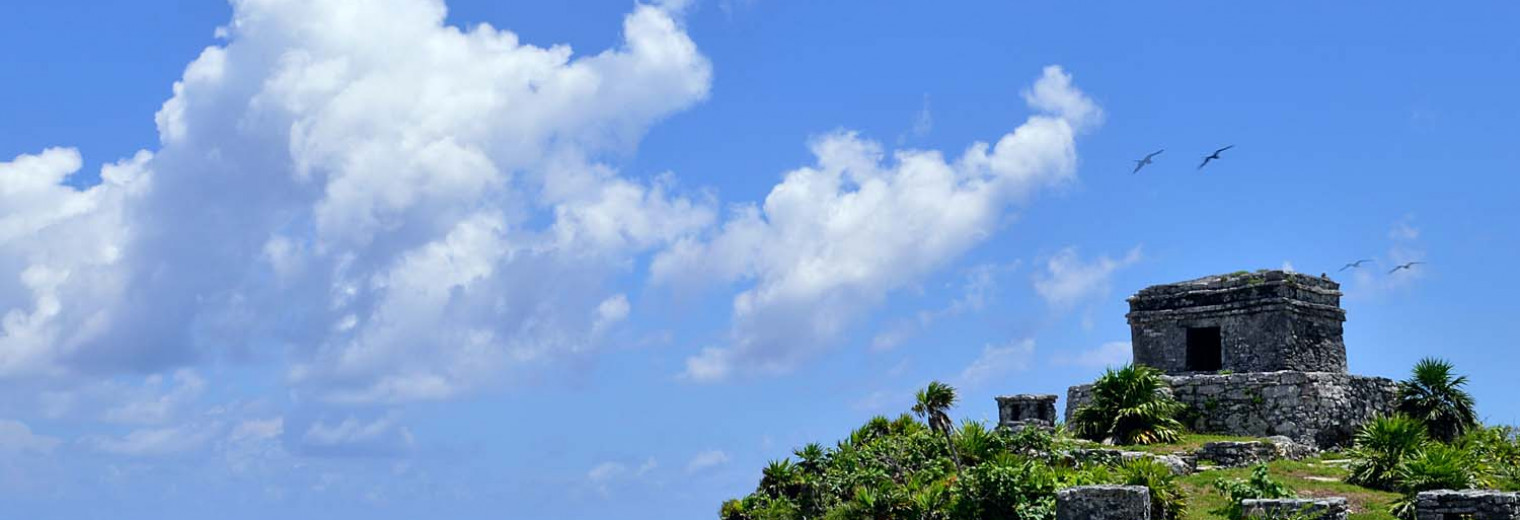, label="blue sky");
[1,1,1518,519]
